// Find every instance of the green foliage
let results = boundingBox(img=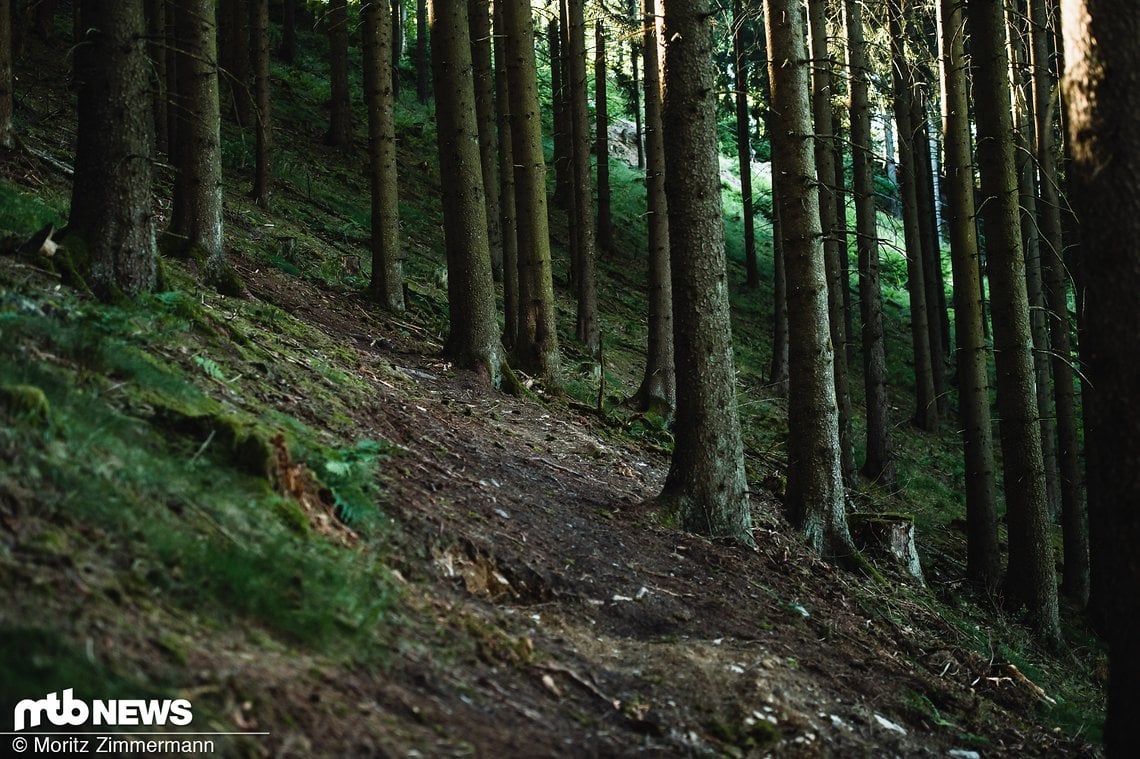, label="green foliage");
[309,438,395,530]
